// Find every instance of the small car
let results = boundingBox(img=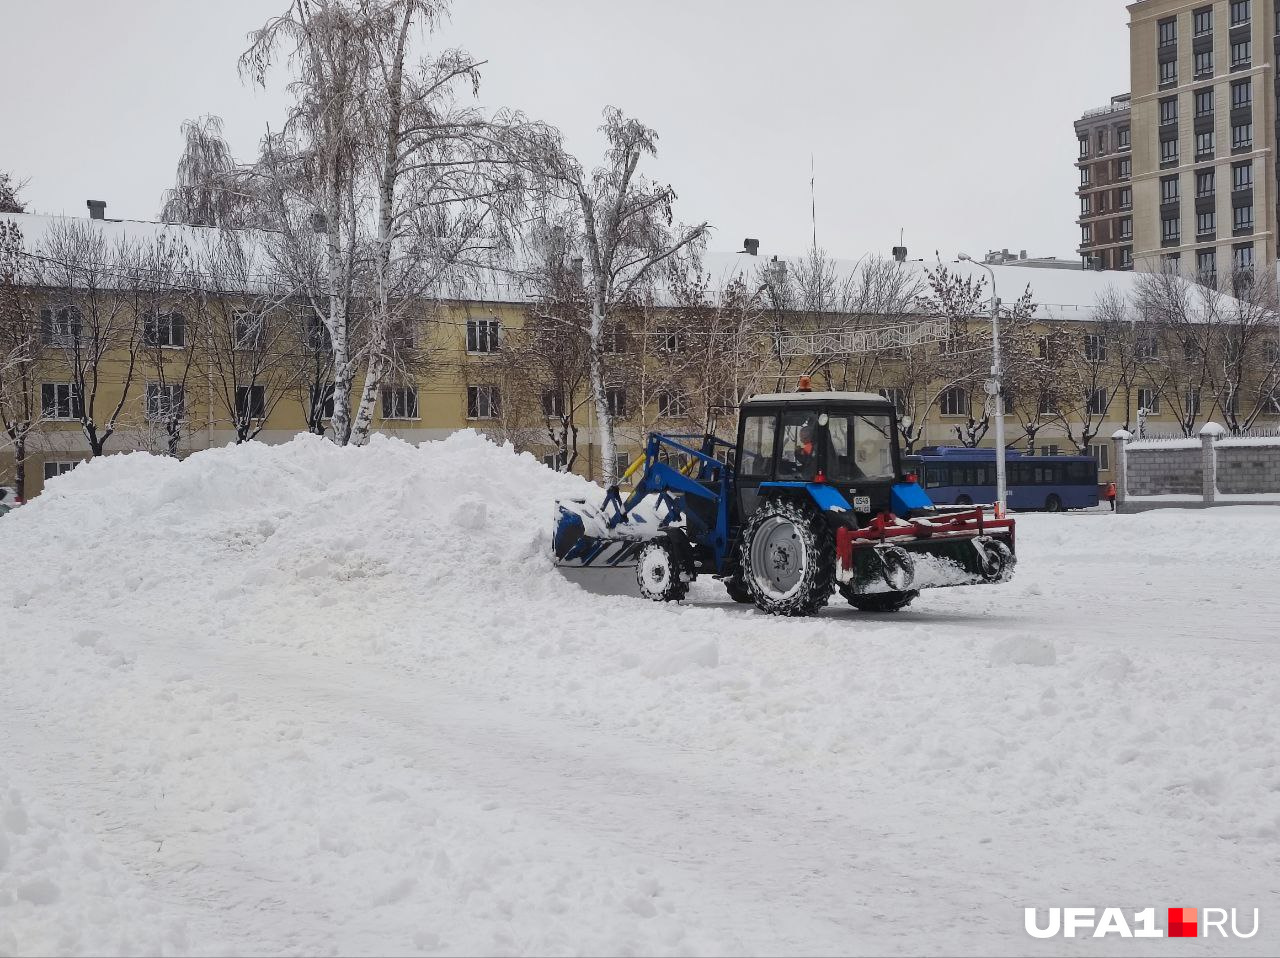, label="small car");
[0,486,20,518]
